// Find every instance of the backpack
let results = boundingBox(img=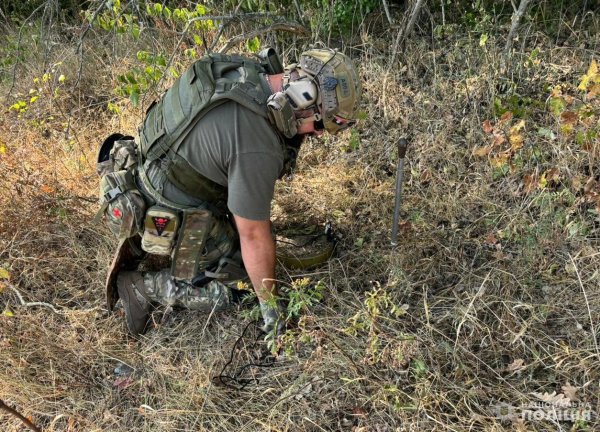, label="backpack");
[95,134,146,240]
[136,53,272,211]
